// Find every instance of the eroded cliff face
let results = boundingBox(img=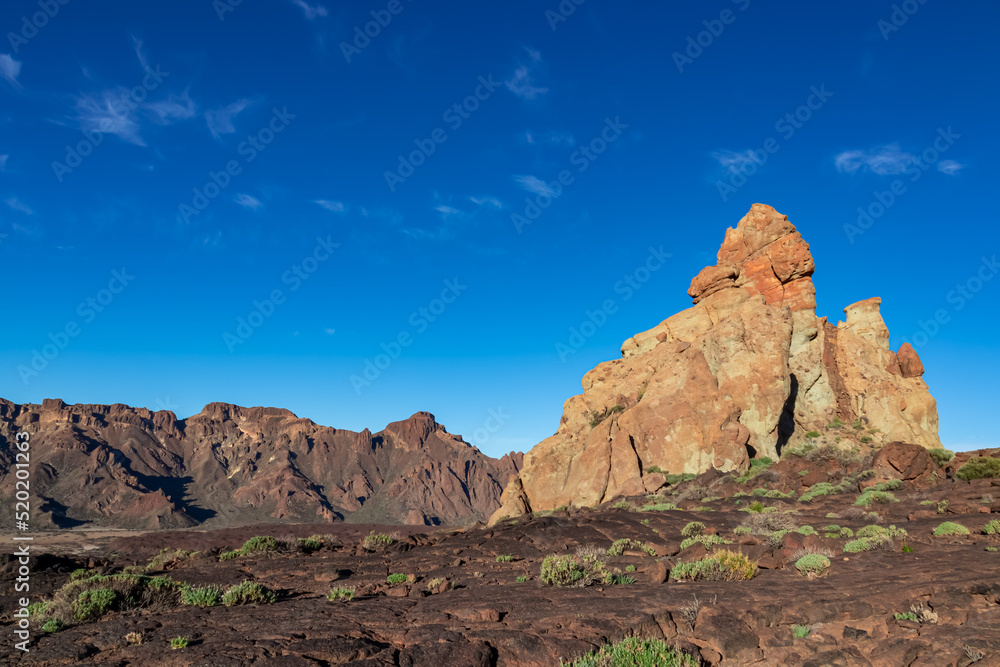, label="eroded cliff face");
[491,204,939,522]
[0,399,521,529]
